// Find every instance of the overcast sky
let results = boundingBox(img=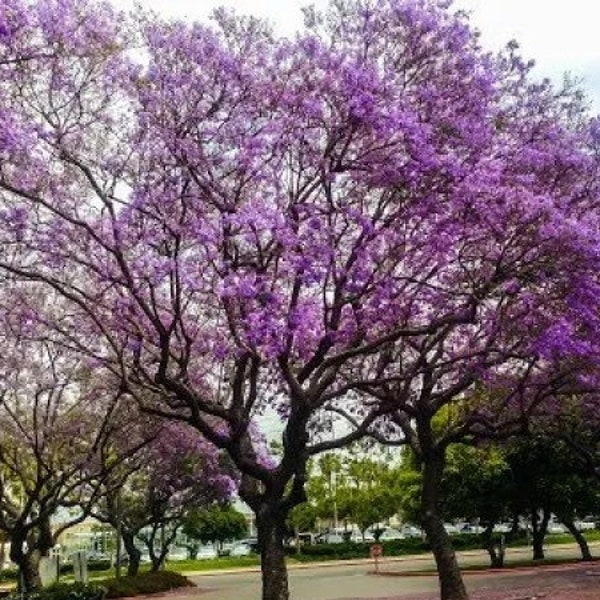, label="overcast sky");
[126,0,600,112]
